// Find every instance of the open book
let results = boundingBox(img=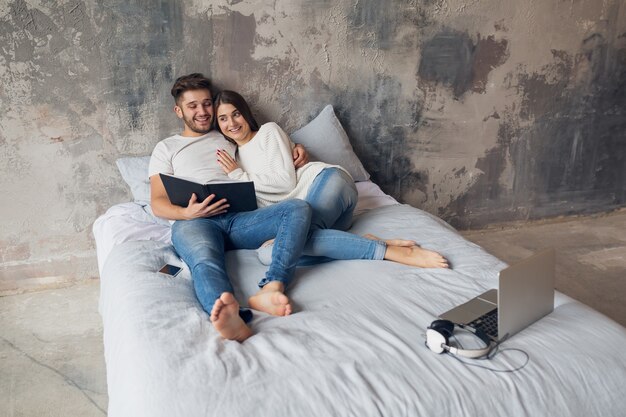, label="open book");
[159,173,258,213]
